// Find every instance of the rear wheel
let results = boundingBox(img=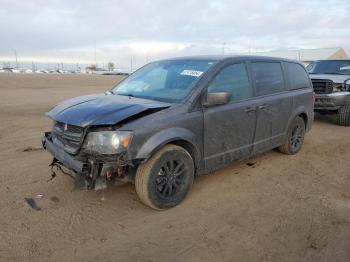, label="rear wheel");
[135,144,194,210]
[336,104,350,126]
[278,116,306,155]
